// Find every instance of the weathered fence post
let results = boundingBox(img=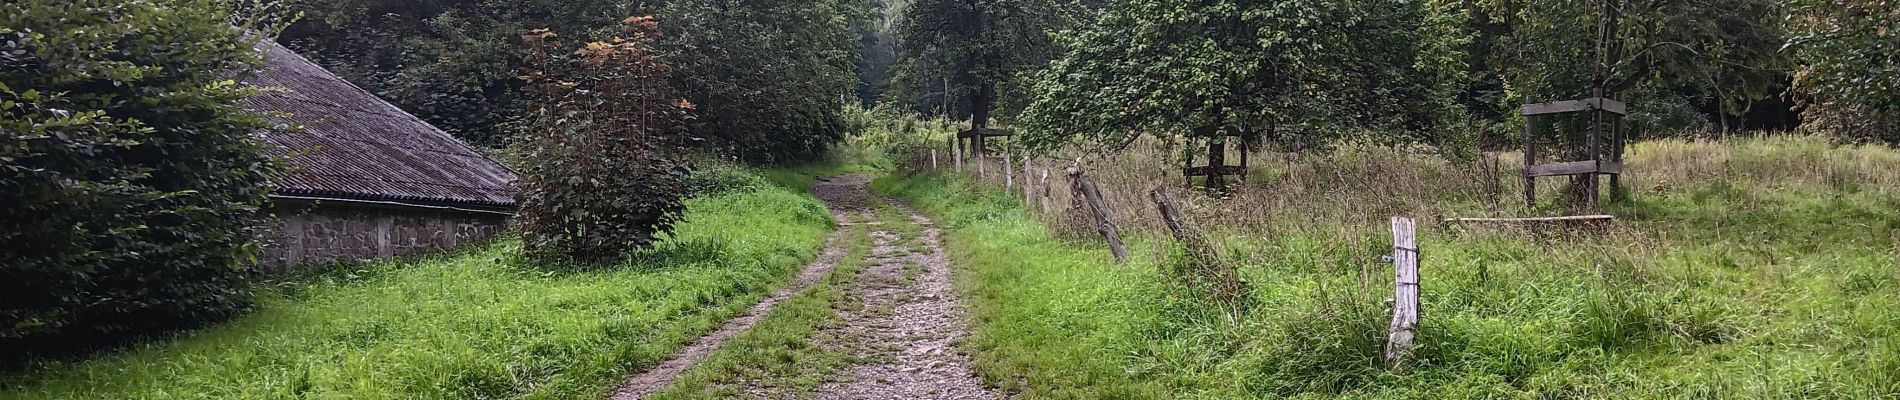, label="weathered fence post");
[930,148,938,171]
[1023,156,1034,207]
[1039,169,1052,214]
[1151,187,1243,308]
[1005,150,1015,190]
[1069,165,1128,262]
[1385,216,1420,368]
[954,138,964,173]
